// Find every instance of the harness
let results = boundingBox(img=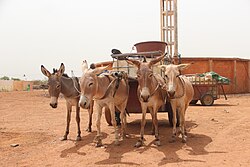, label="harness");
[139,74,166,101]
[94,71,128,100]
